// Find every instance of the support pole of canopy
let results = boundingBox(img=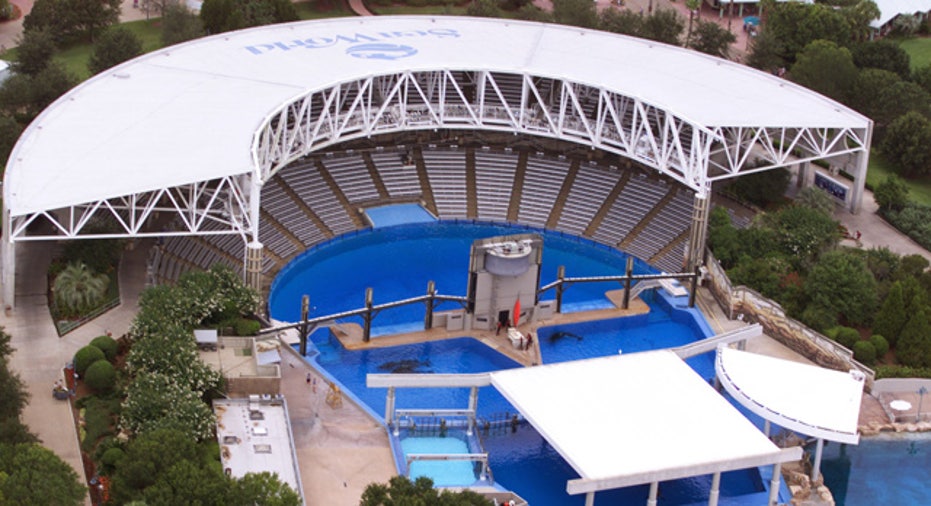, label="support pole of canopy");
[386,387,397,436]
[467,386,478,436]
[709,472,721,506]
[763,419,771,437]
[424,280,435,330]
[811,438,824,482]
[584,492,594,506]
[768,462,782,506]
[246,242,264,295]
[555,266,565,314]
[849,126,873,214]
[1,219,14,310]
[622,257,633,310]
[363,287,374,342]
[647,482,659,506]
[685,190,711,271]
